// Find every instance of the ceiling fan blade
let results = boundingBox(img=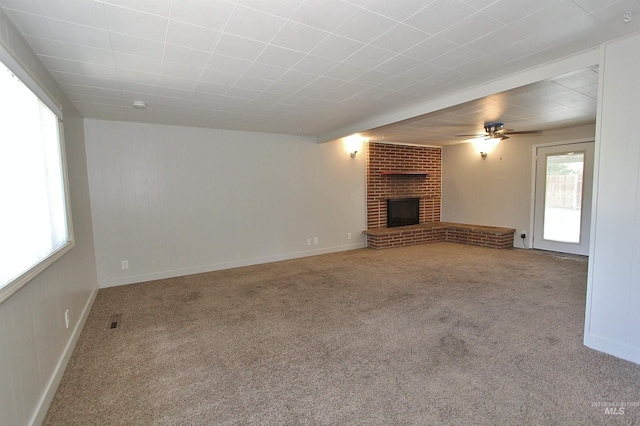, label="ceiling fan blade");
[505,130,543,135]
[454,133,487,138]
